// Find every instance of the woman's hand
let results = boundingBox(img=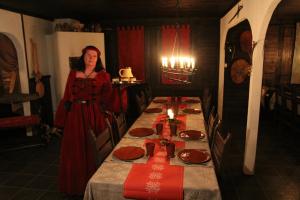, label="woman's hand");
[52,127,63,137]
